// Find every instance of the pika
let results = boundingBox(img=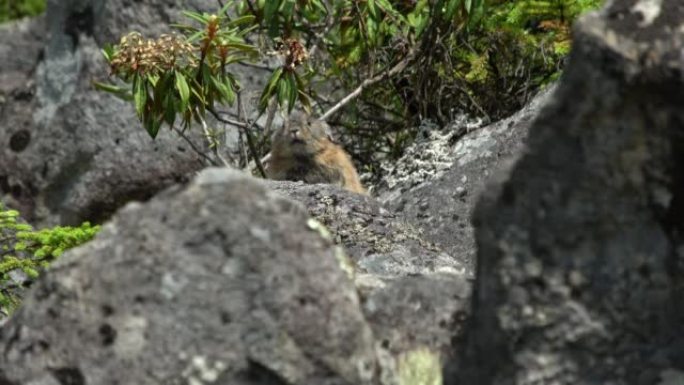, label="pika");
[267,112,367,194]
